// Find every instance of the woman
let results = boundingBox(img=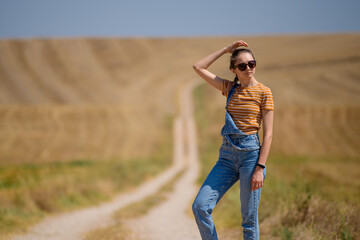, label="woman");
[192,40,274,240]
